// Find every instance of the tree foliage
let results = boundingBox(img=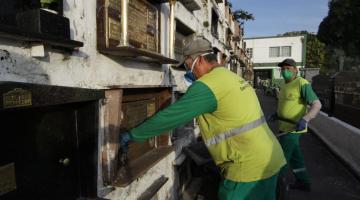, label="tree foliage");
[306,34,326,69]
[281,31,327,70]
[227,2,232,8]
[318,0,360,57]
[282,31,308,37]
[233,9,255,21]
